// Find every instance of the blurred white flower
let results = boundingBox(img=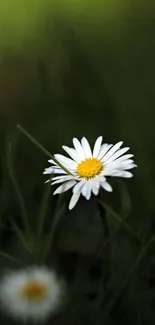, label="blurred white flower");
[0,266,66,321]
[44,136,137,210]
